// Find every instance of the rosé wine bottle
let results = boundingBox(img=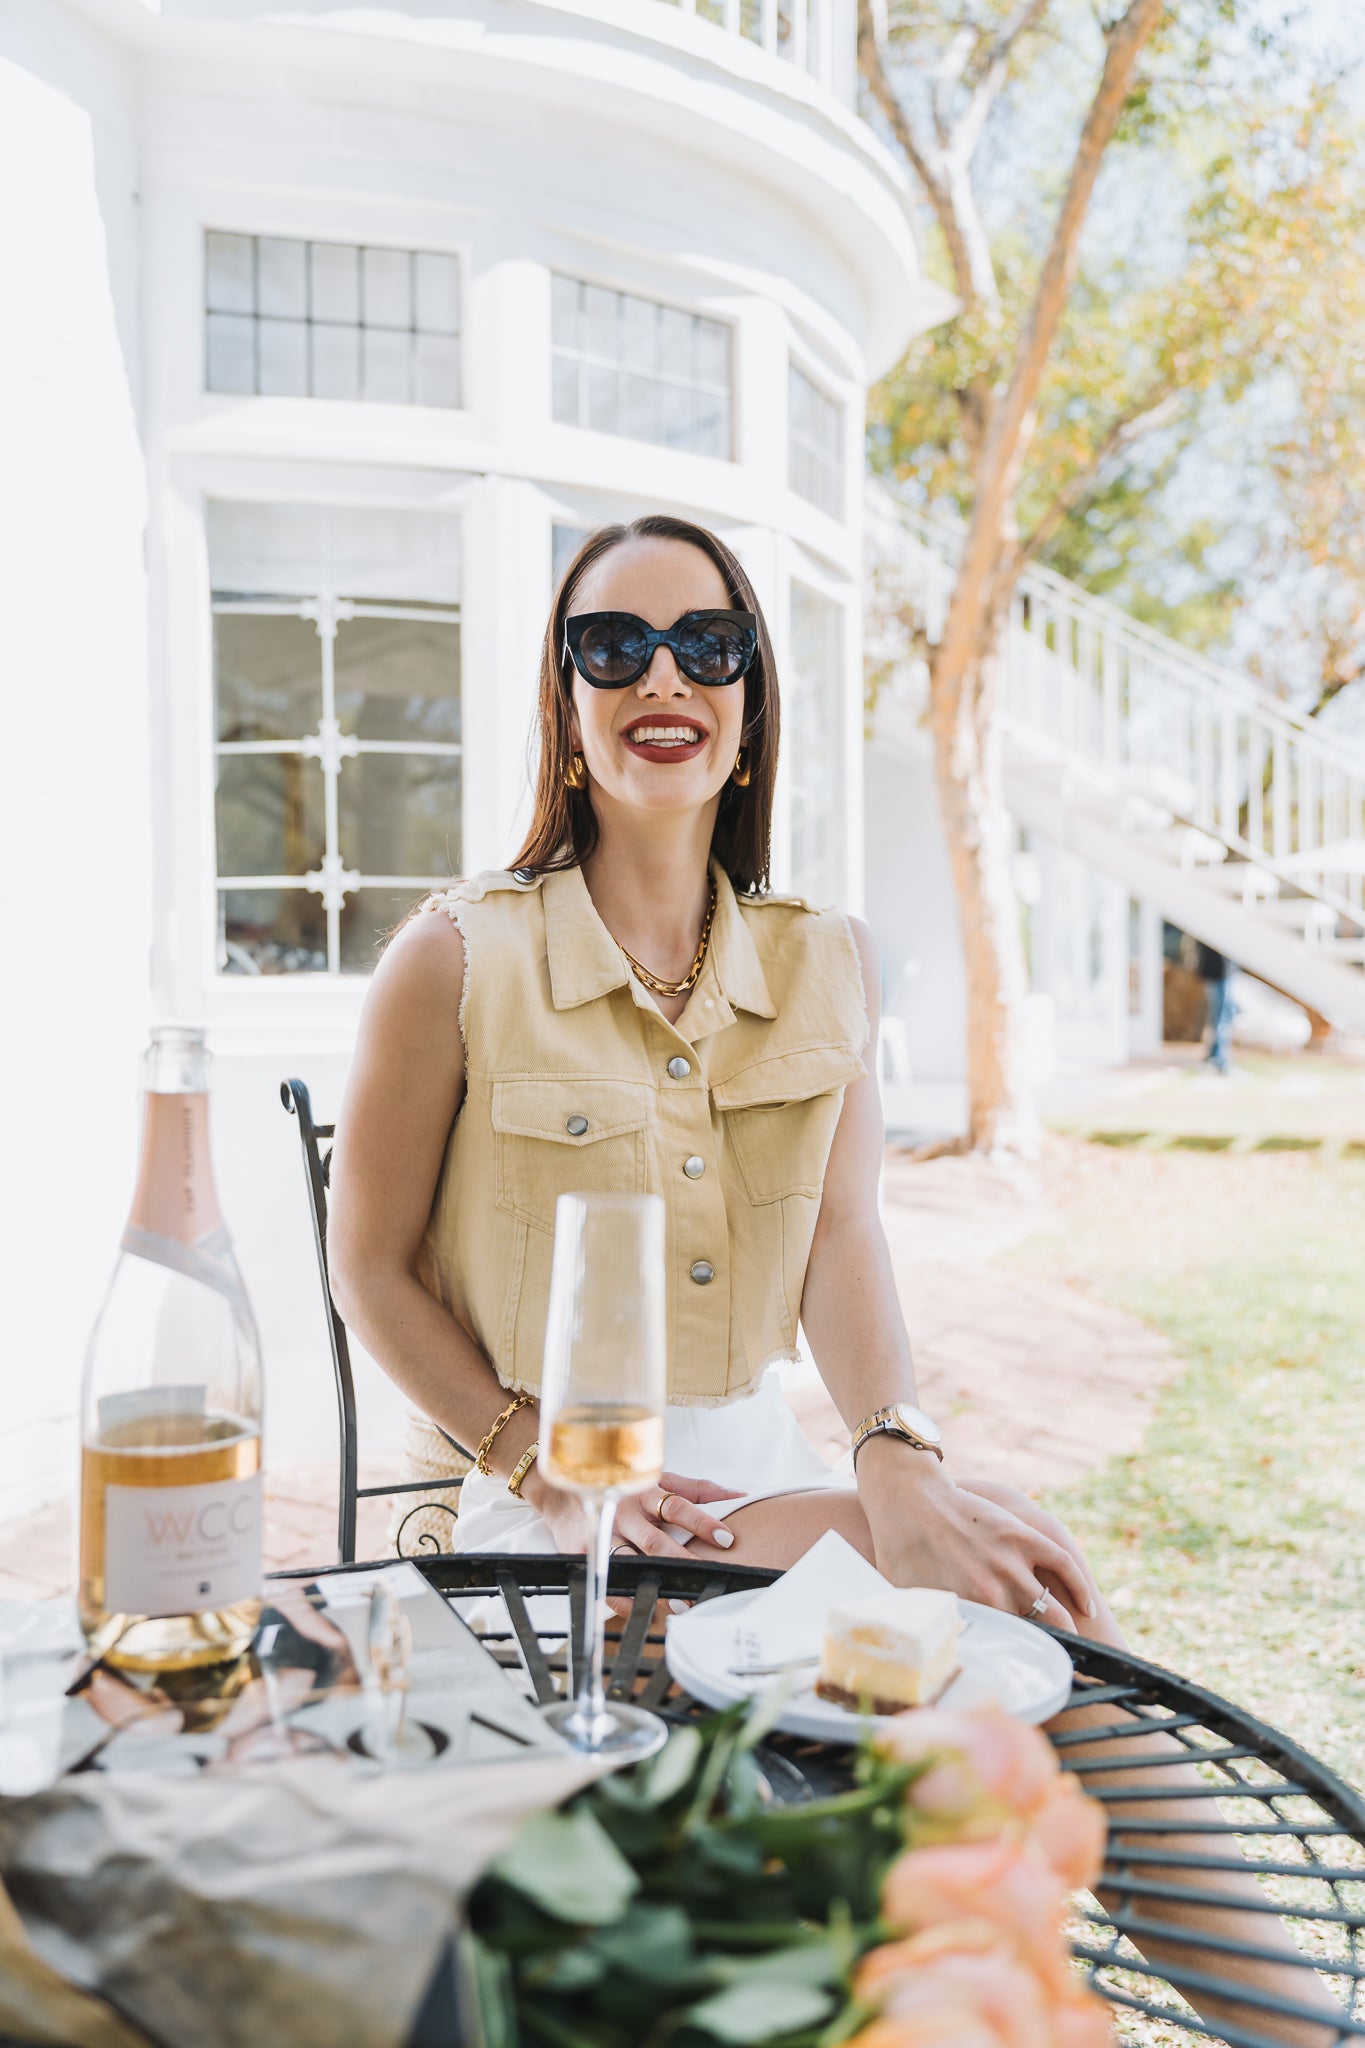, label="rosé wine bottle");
[78,1026,264,1672]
